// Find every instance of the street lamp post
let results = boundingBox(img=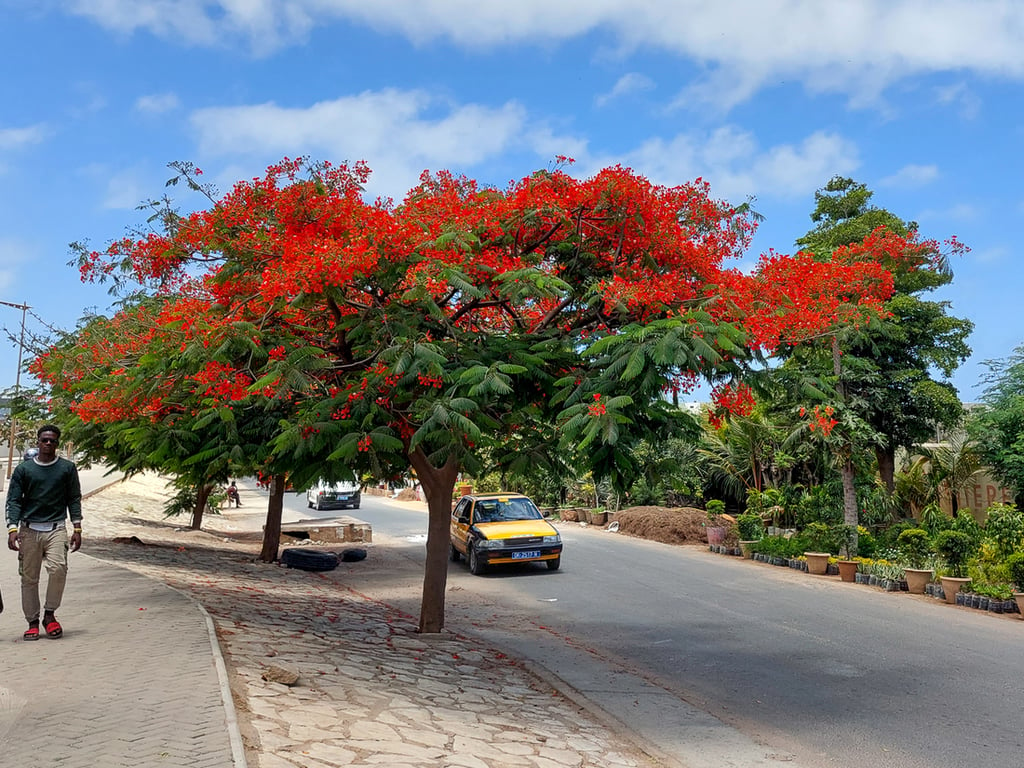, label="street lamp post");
[1,300,30,480]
